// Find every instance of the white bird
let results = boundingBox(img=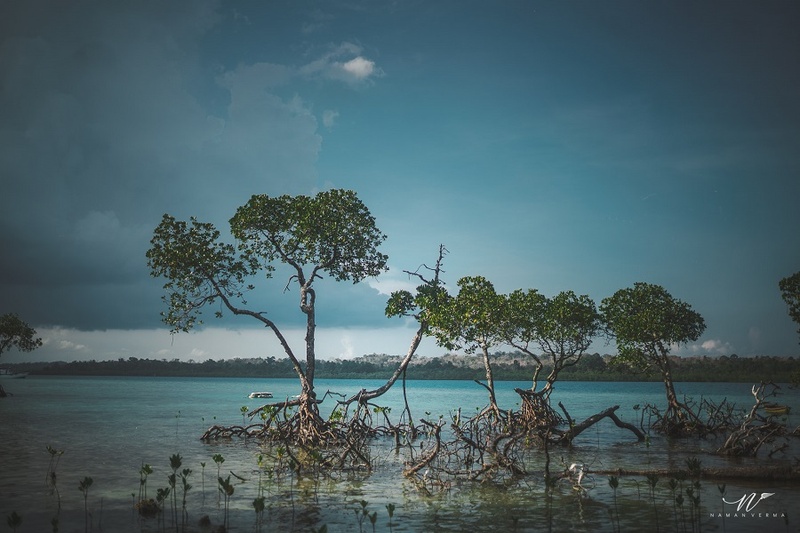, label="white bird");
[569,463,585,486]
